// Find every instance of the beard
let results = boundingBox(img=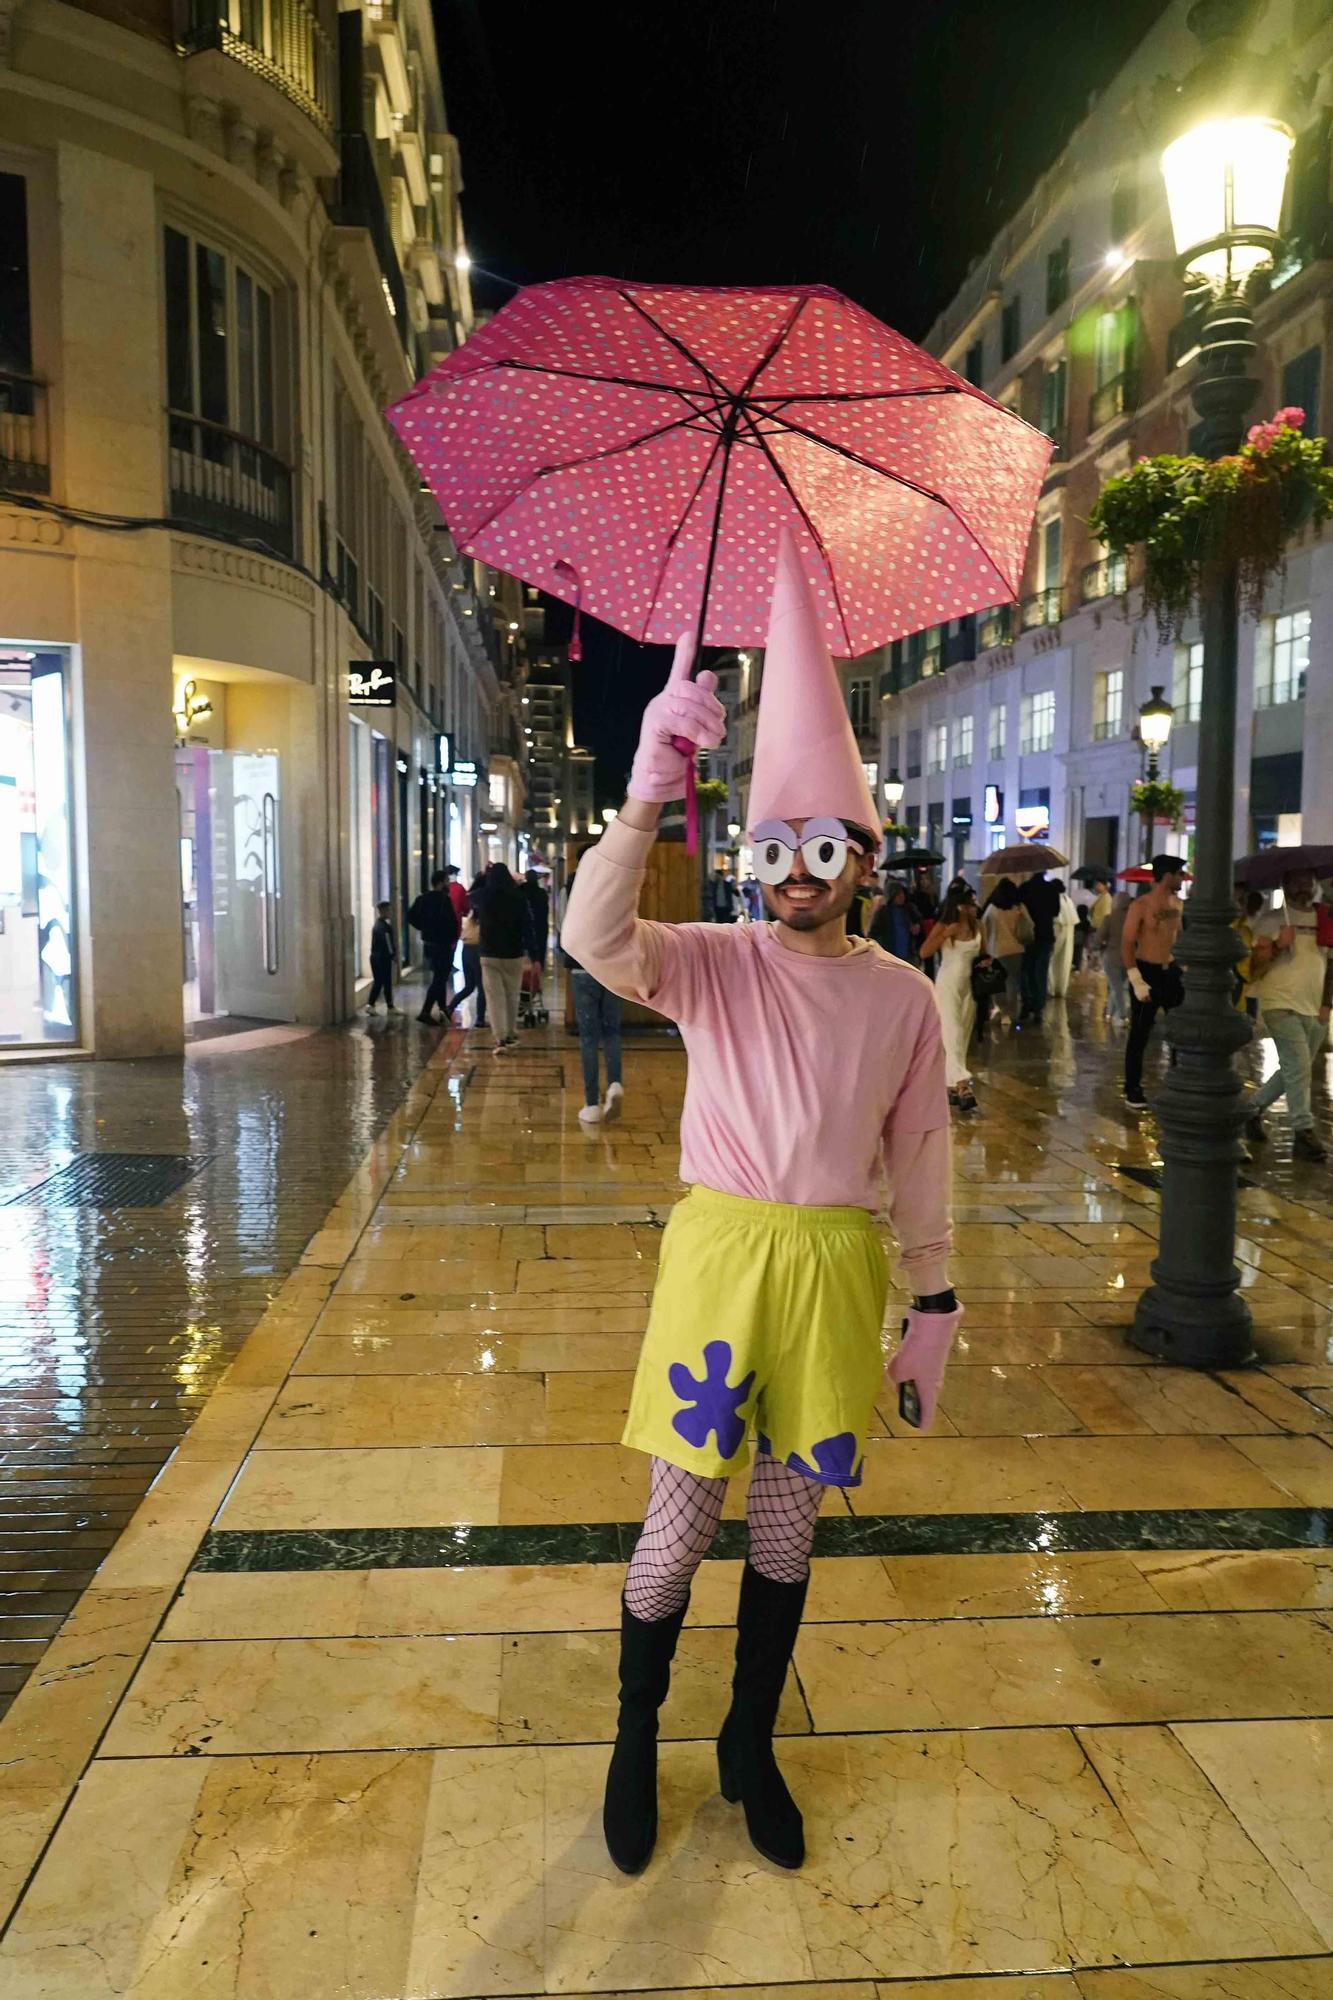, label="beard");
[761,873,859,932]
